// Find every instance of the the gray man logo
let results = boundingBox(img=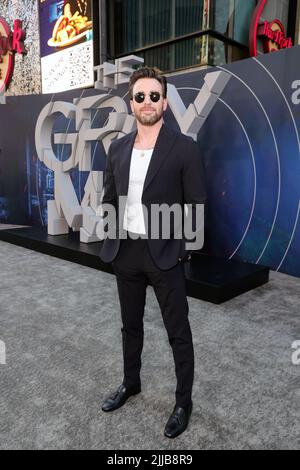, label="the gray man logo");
[35,68,230,243]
